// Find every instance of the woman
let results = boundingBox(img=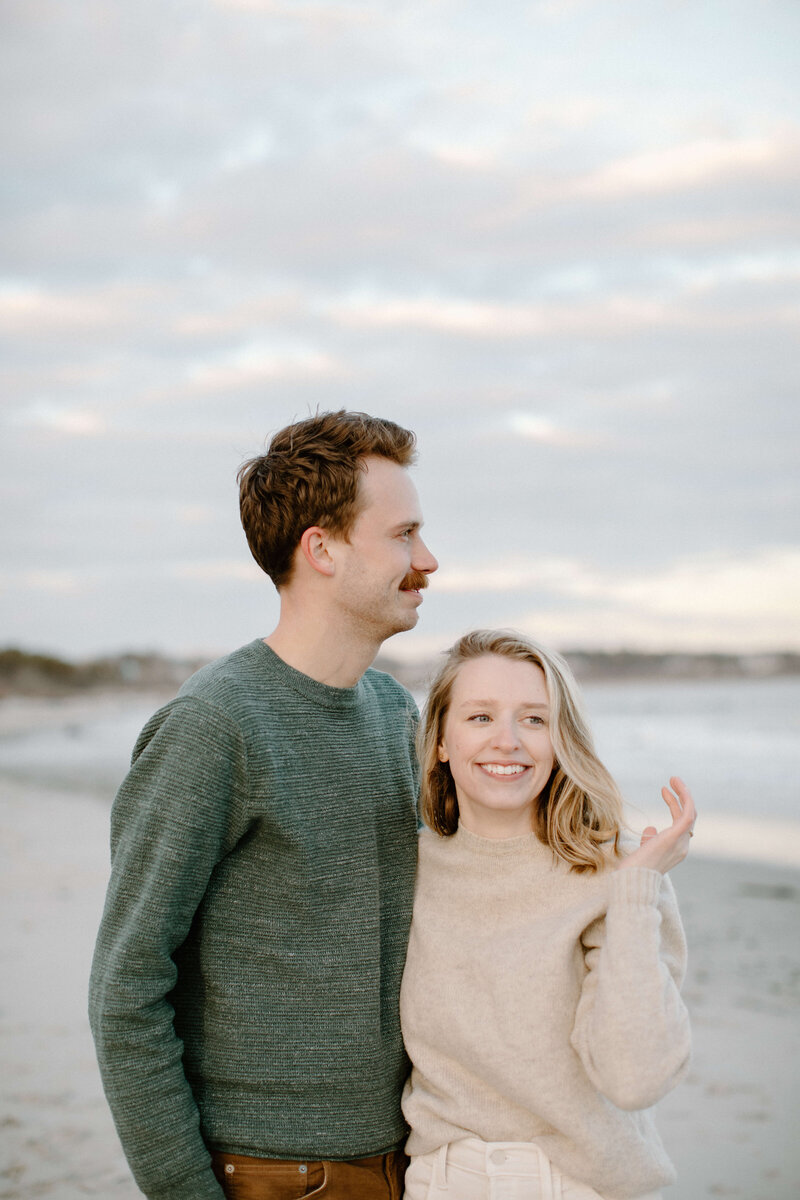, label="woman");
[401,630,694,1200]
